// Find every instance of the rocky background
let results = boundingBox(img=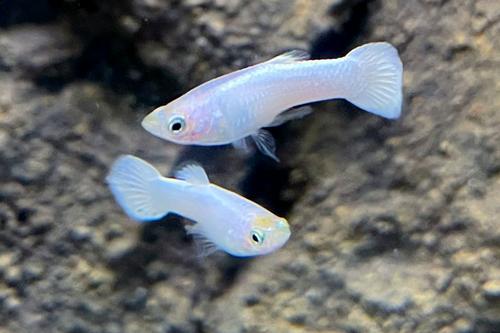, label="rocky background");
[0,0,499,332]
